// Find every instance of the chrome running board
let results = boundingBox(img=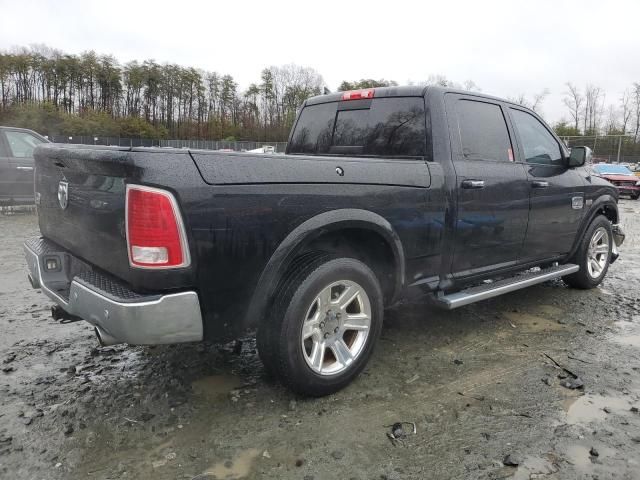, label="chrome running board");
[435,264,579,310]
